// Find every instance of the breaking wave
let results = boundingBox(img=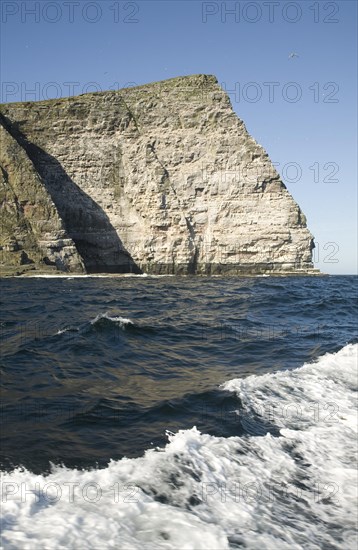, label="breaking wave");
[1,344,357,549]
[90,312,135,329]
